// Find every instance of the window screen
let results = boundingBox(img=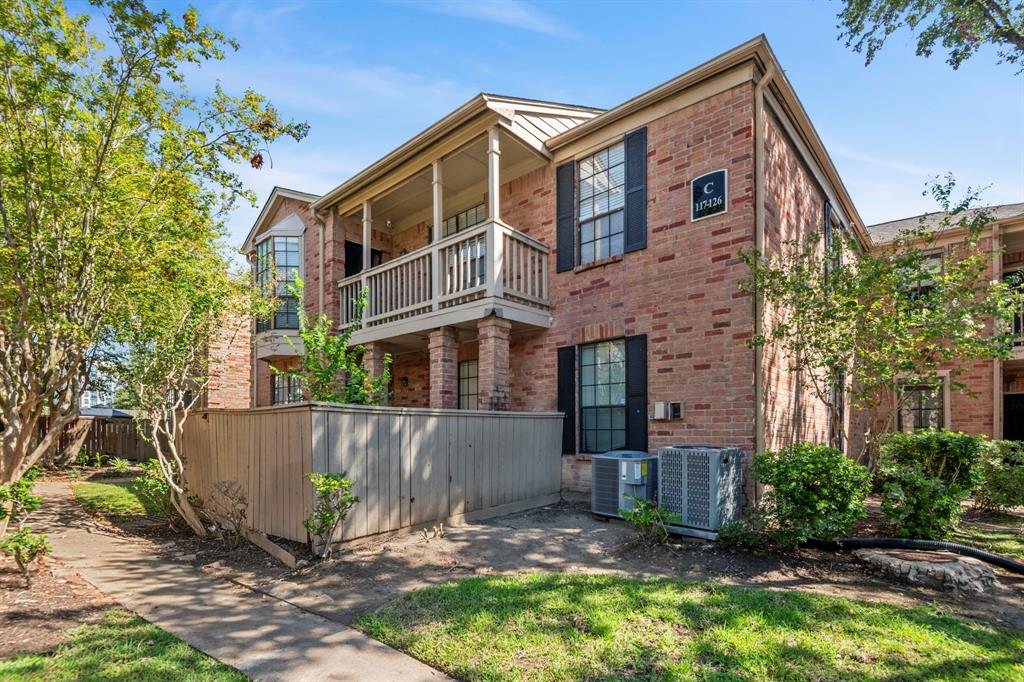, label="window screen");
[578,142,625,265]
